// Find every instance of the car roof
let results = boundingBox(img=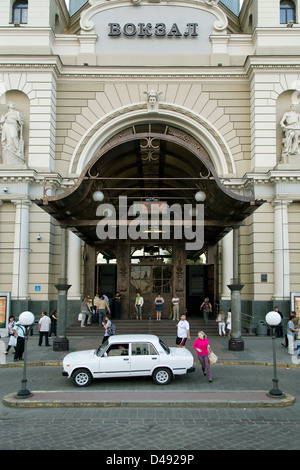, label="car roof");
[108,334,160,343]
